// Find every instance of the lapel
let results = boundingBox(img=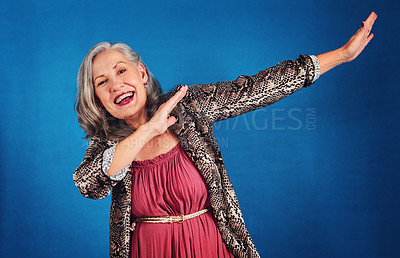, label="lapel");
[170,94,220,190]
